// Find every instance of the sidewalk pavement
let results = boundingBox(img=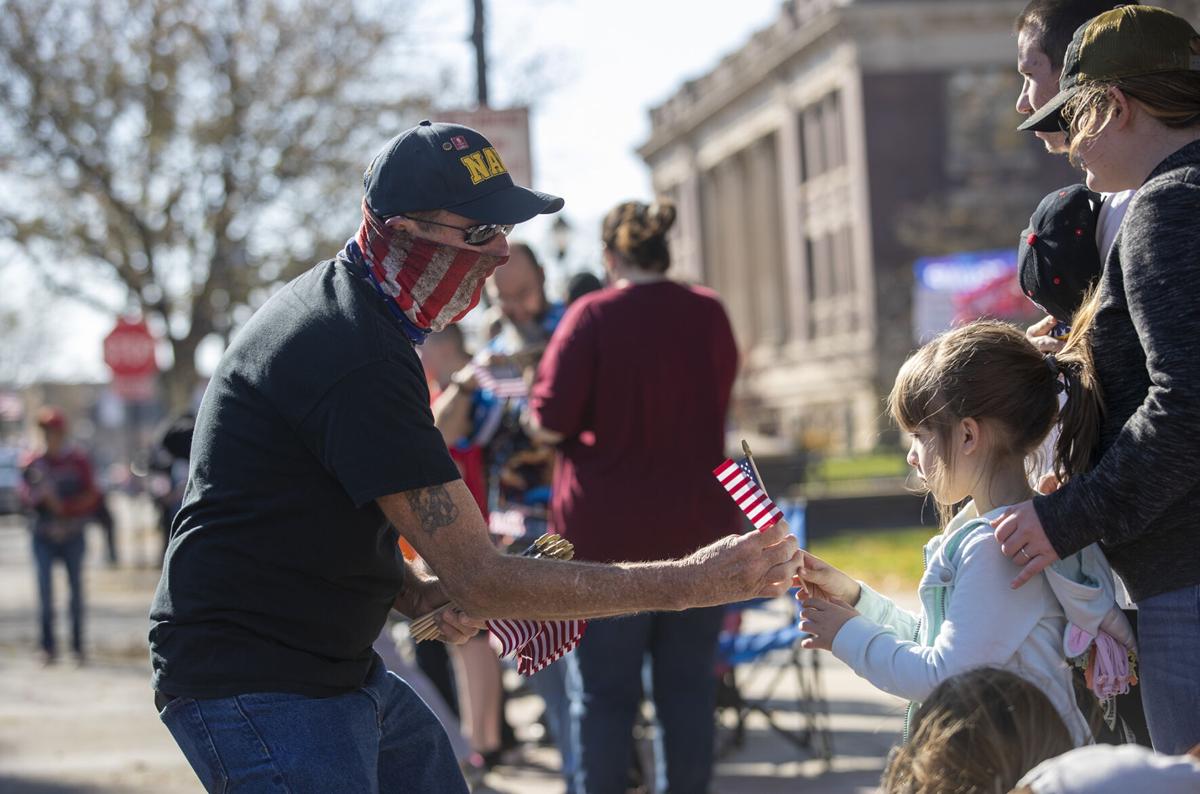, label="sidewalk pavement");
[0,508,908,793]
